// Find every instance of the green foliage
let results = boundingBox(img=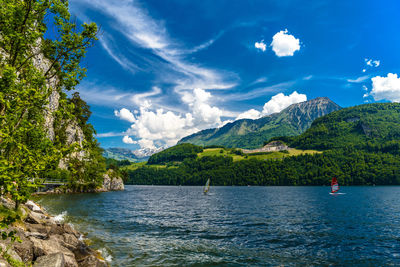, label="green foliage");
[67,141,106,190]
[229,148,244,156]
[105,158,132,169]
[148,143,203,164]
[0,0,99,210]
[126,148,400,186]
[203,145,226,149]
